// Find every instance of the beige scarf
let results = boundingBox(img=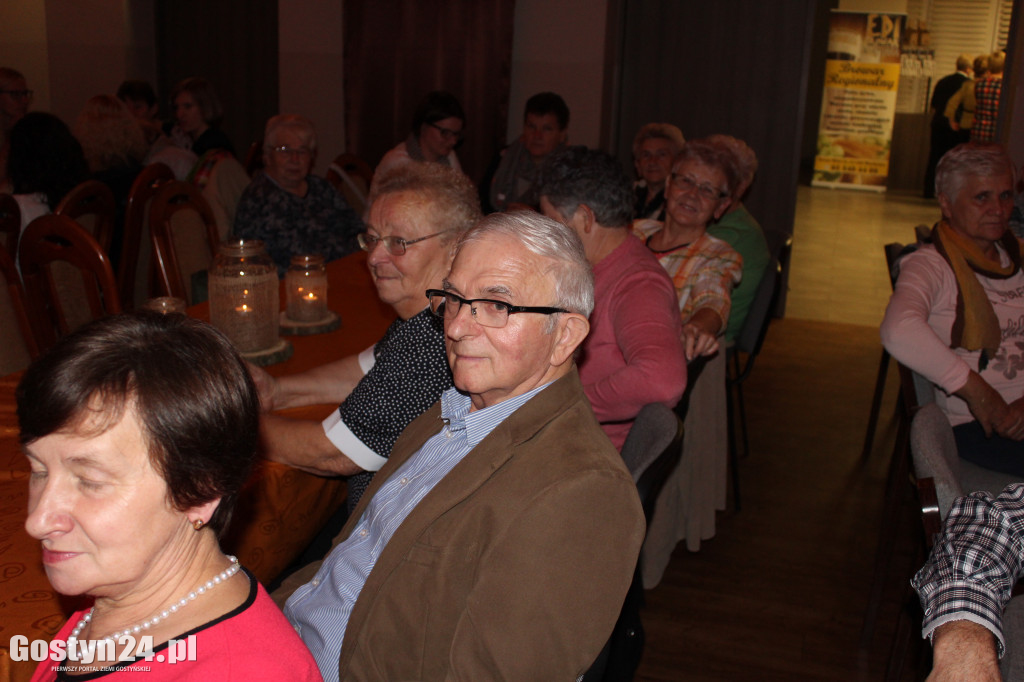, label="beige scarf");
[932,220,1021,370]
